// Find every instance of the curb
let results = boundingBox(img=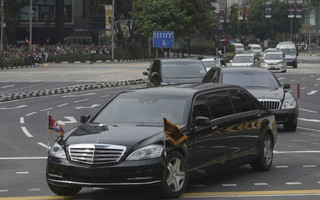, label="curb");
[0,79,146,102]
[1,64,40,70]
